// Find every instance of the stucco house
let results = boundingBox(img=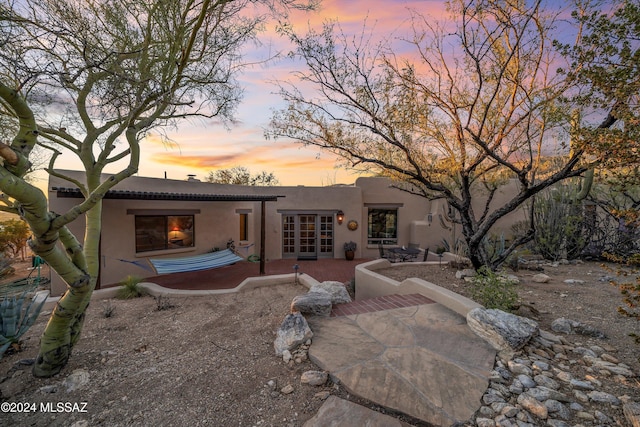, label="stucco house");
[47,170,525,296]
